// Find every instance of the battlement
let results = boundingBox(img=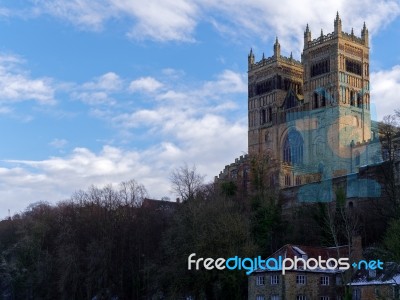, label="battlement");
[215,154,249,181]
[307,31,335,47]
[304,12,368,49]
[341,31,365,45]
[250,54,302,71]
[305,30,366,49]
[248,36,303,71]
